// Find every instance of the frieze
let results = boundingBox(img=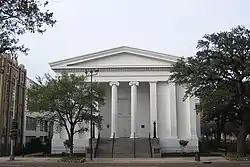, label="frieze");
[54,67,170,73]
